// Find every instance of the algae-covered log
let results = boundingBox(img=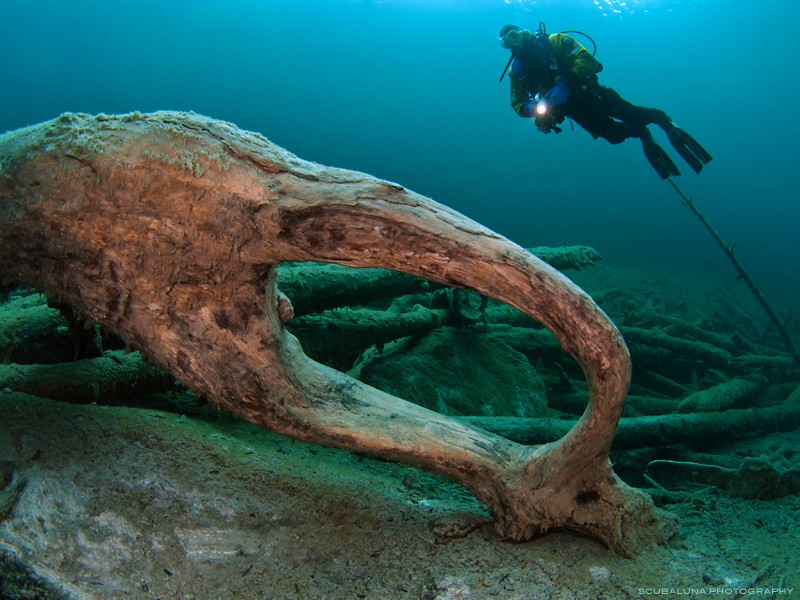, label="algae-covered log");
[527,245,602,271]
[620,326,733,369]
[646,457,800,500]
[0,294,76,364]
[466,384,800,450]
[0,350,176,404]
[0,111,670,555]
[275,262,433,317]
[288,306,450,370]
[677,375,768,413]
